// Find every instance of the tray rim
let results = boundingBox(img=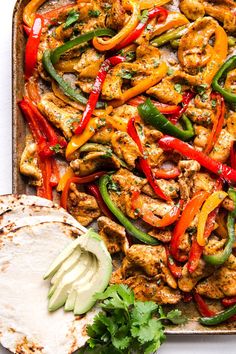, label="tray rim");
[11,0,236,336]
